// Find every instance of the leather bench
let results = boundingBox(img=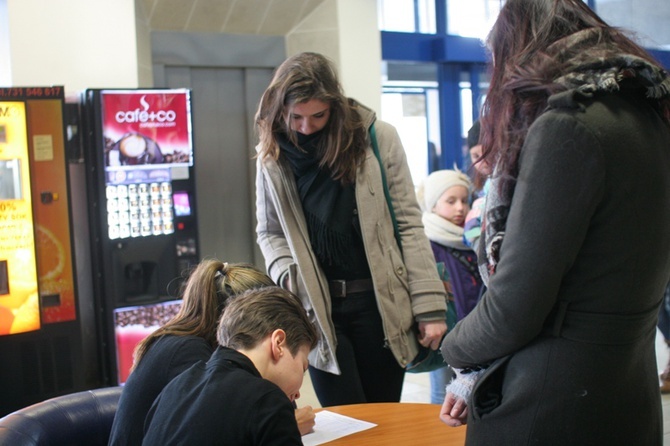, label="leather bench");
[0,386,122,446]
